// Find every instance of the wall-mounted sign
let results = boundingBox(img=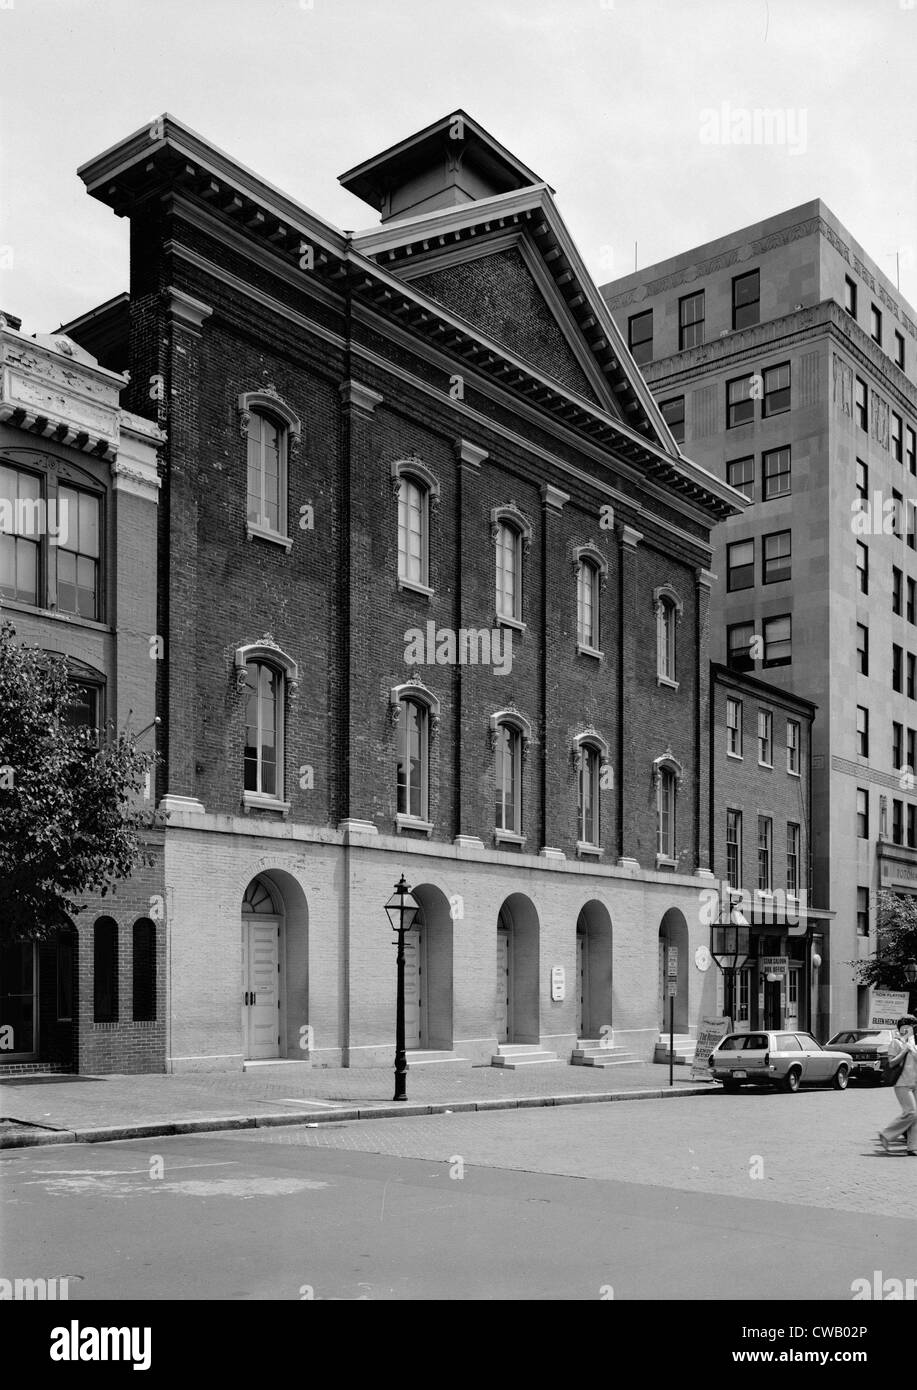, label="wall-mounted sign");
[869,989,909,1028]
[667,947,678,979]
[759,956,788,978]
[551,967,565,1002]
[694,945,712,972]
